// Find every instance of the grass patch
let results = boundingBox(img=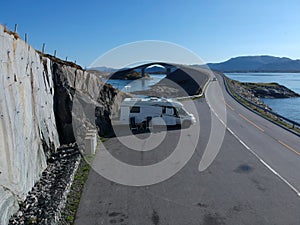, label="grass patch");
[59,156,93,225]
[99,136,107,142]
[241,82,280,88]
[59,137,109,224]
